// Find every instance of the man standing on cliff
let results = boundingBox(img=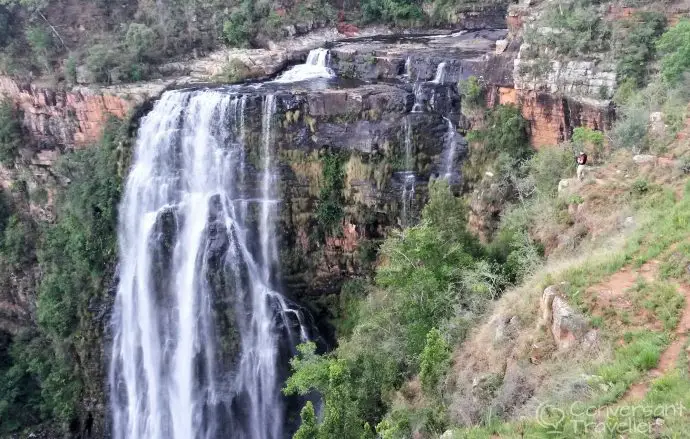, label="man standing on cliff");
[576,151,588,181]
